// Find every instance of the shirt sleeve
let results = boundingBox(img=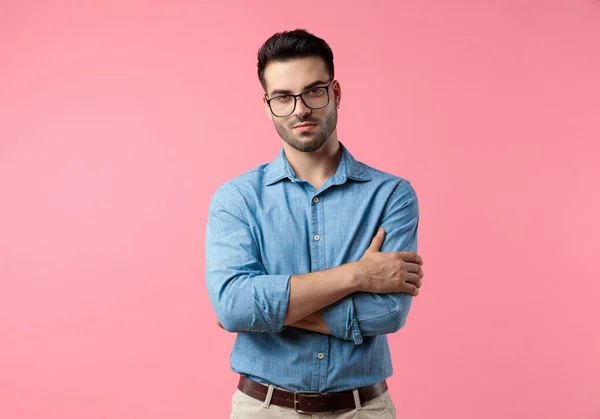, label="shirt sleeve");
[205,182,291,333]
[321,179,419,344]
